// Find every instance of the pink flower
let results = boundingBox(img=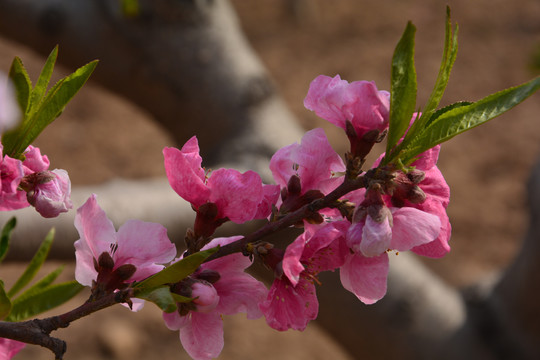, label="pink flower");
[24,169,72,218]
[270,128,345,196]
[0,145,72,217]
[0,146,25,211]
[163,236,267,360]
[164,137,279,224]
[340,144,450,304]
[74,194,177,298]
[304,75,390,138]
[374,144,451,258]
[260,221,349,331]
[0,338,25,360]
[0,72,20,133]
